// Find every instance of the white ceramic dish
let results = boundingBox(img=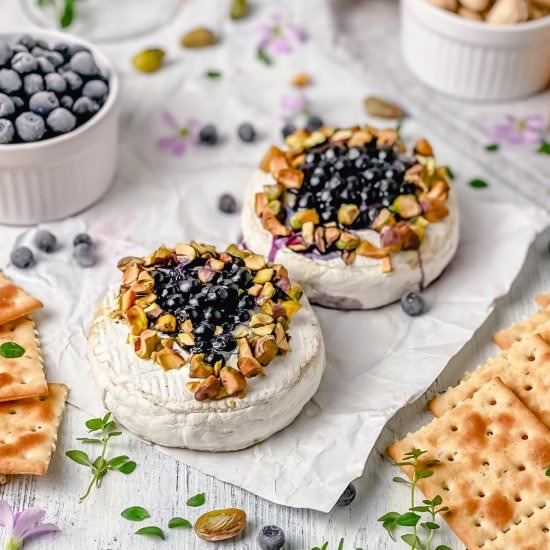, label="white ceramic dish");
[0,29,119,225]
[401,0,550,100]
